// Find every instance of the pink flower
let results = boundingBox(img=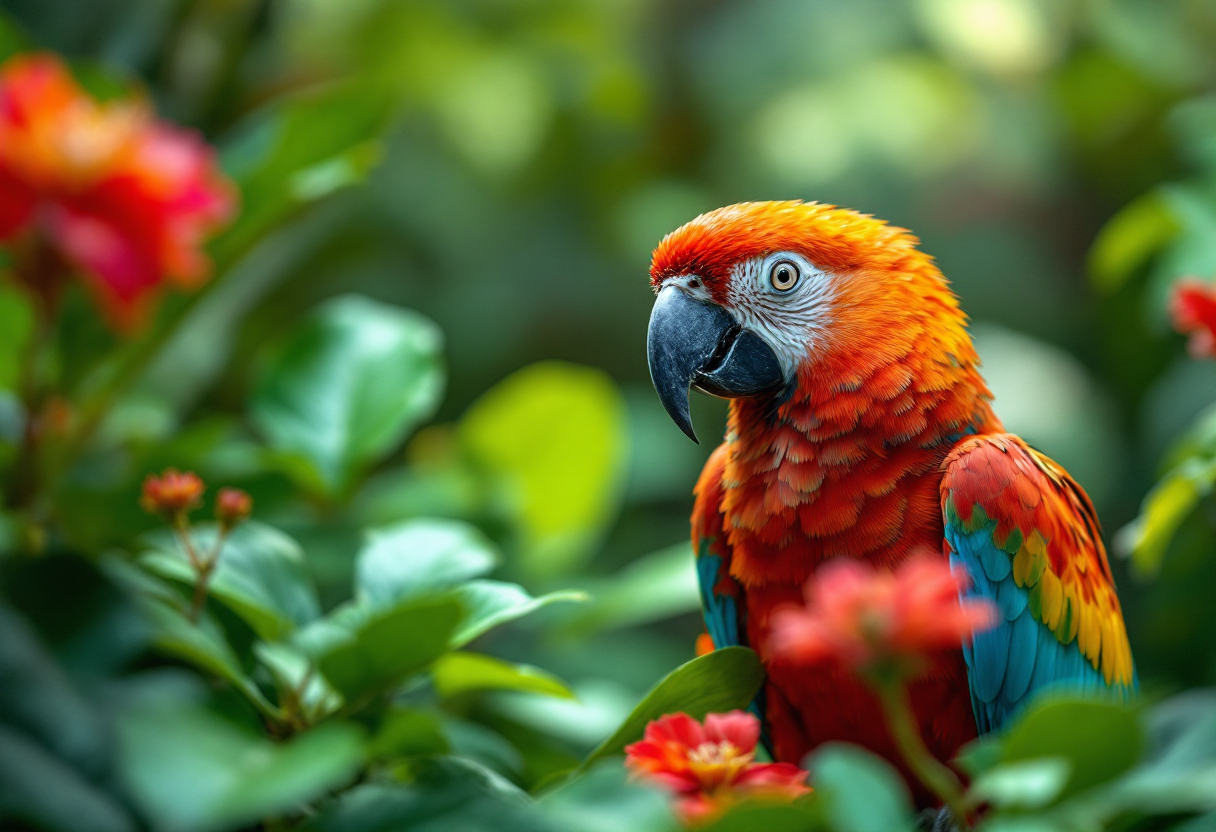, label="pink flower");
[769,554,997,676]
[1169,278,1216,359]
[625,711,809,824]
[0,53,234,328]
